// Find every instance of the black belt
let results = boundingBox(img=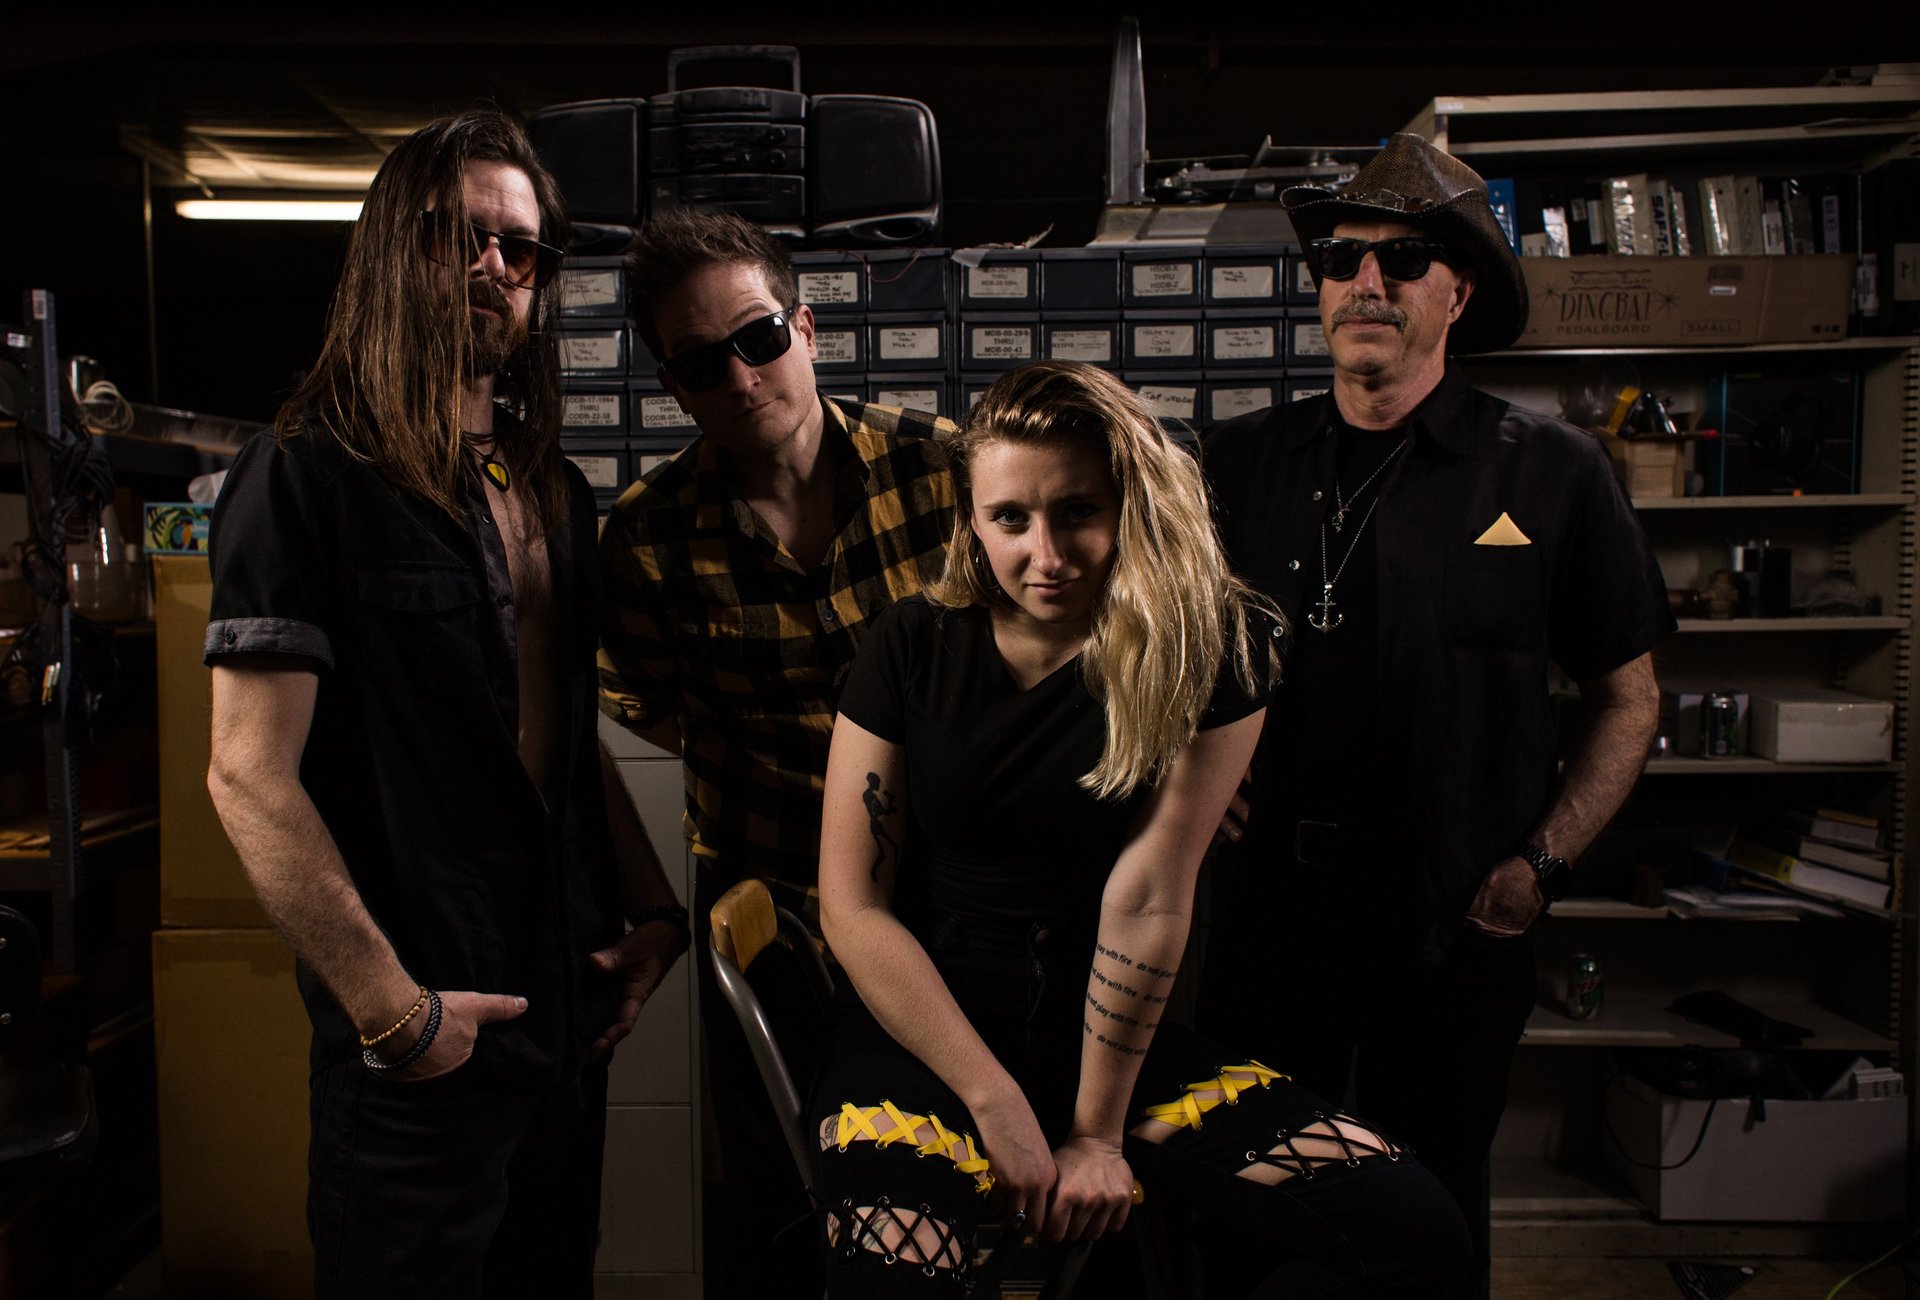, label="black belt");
[1288,818,1394,869]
